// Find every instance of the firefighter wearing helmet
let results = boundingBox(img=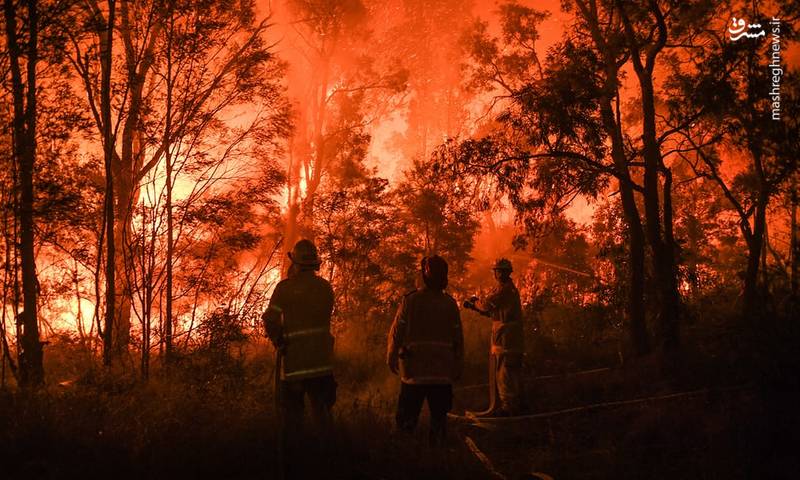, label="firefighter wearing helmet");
[468,258,525,417]
[262,239,336,448]
[387,255,464,444]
